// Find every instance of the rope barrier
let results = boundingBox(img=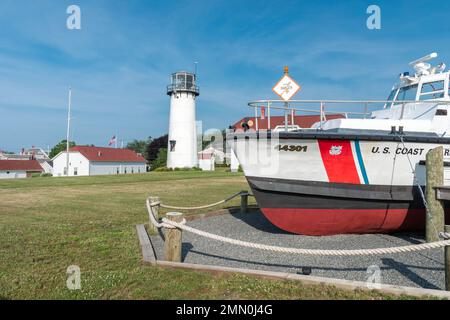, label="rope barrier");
[161,218,450,256]
[146,195,450,257]
[159,191,251,210]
